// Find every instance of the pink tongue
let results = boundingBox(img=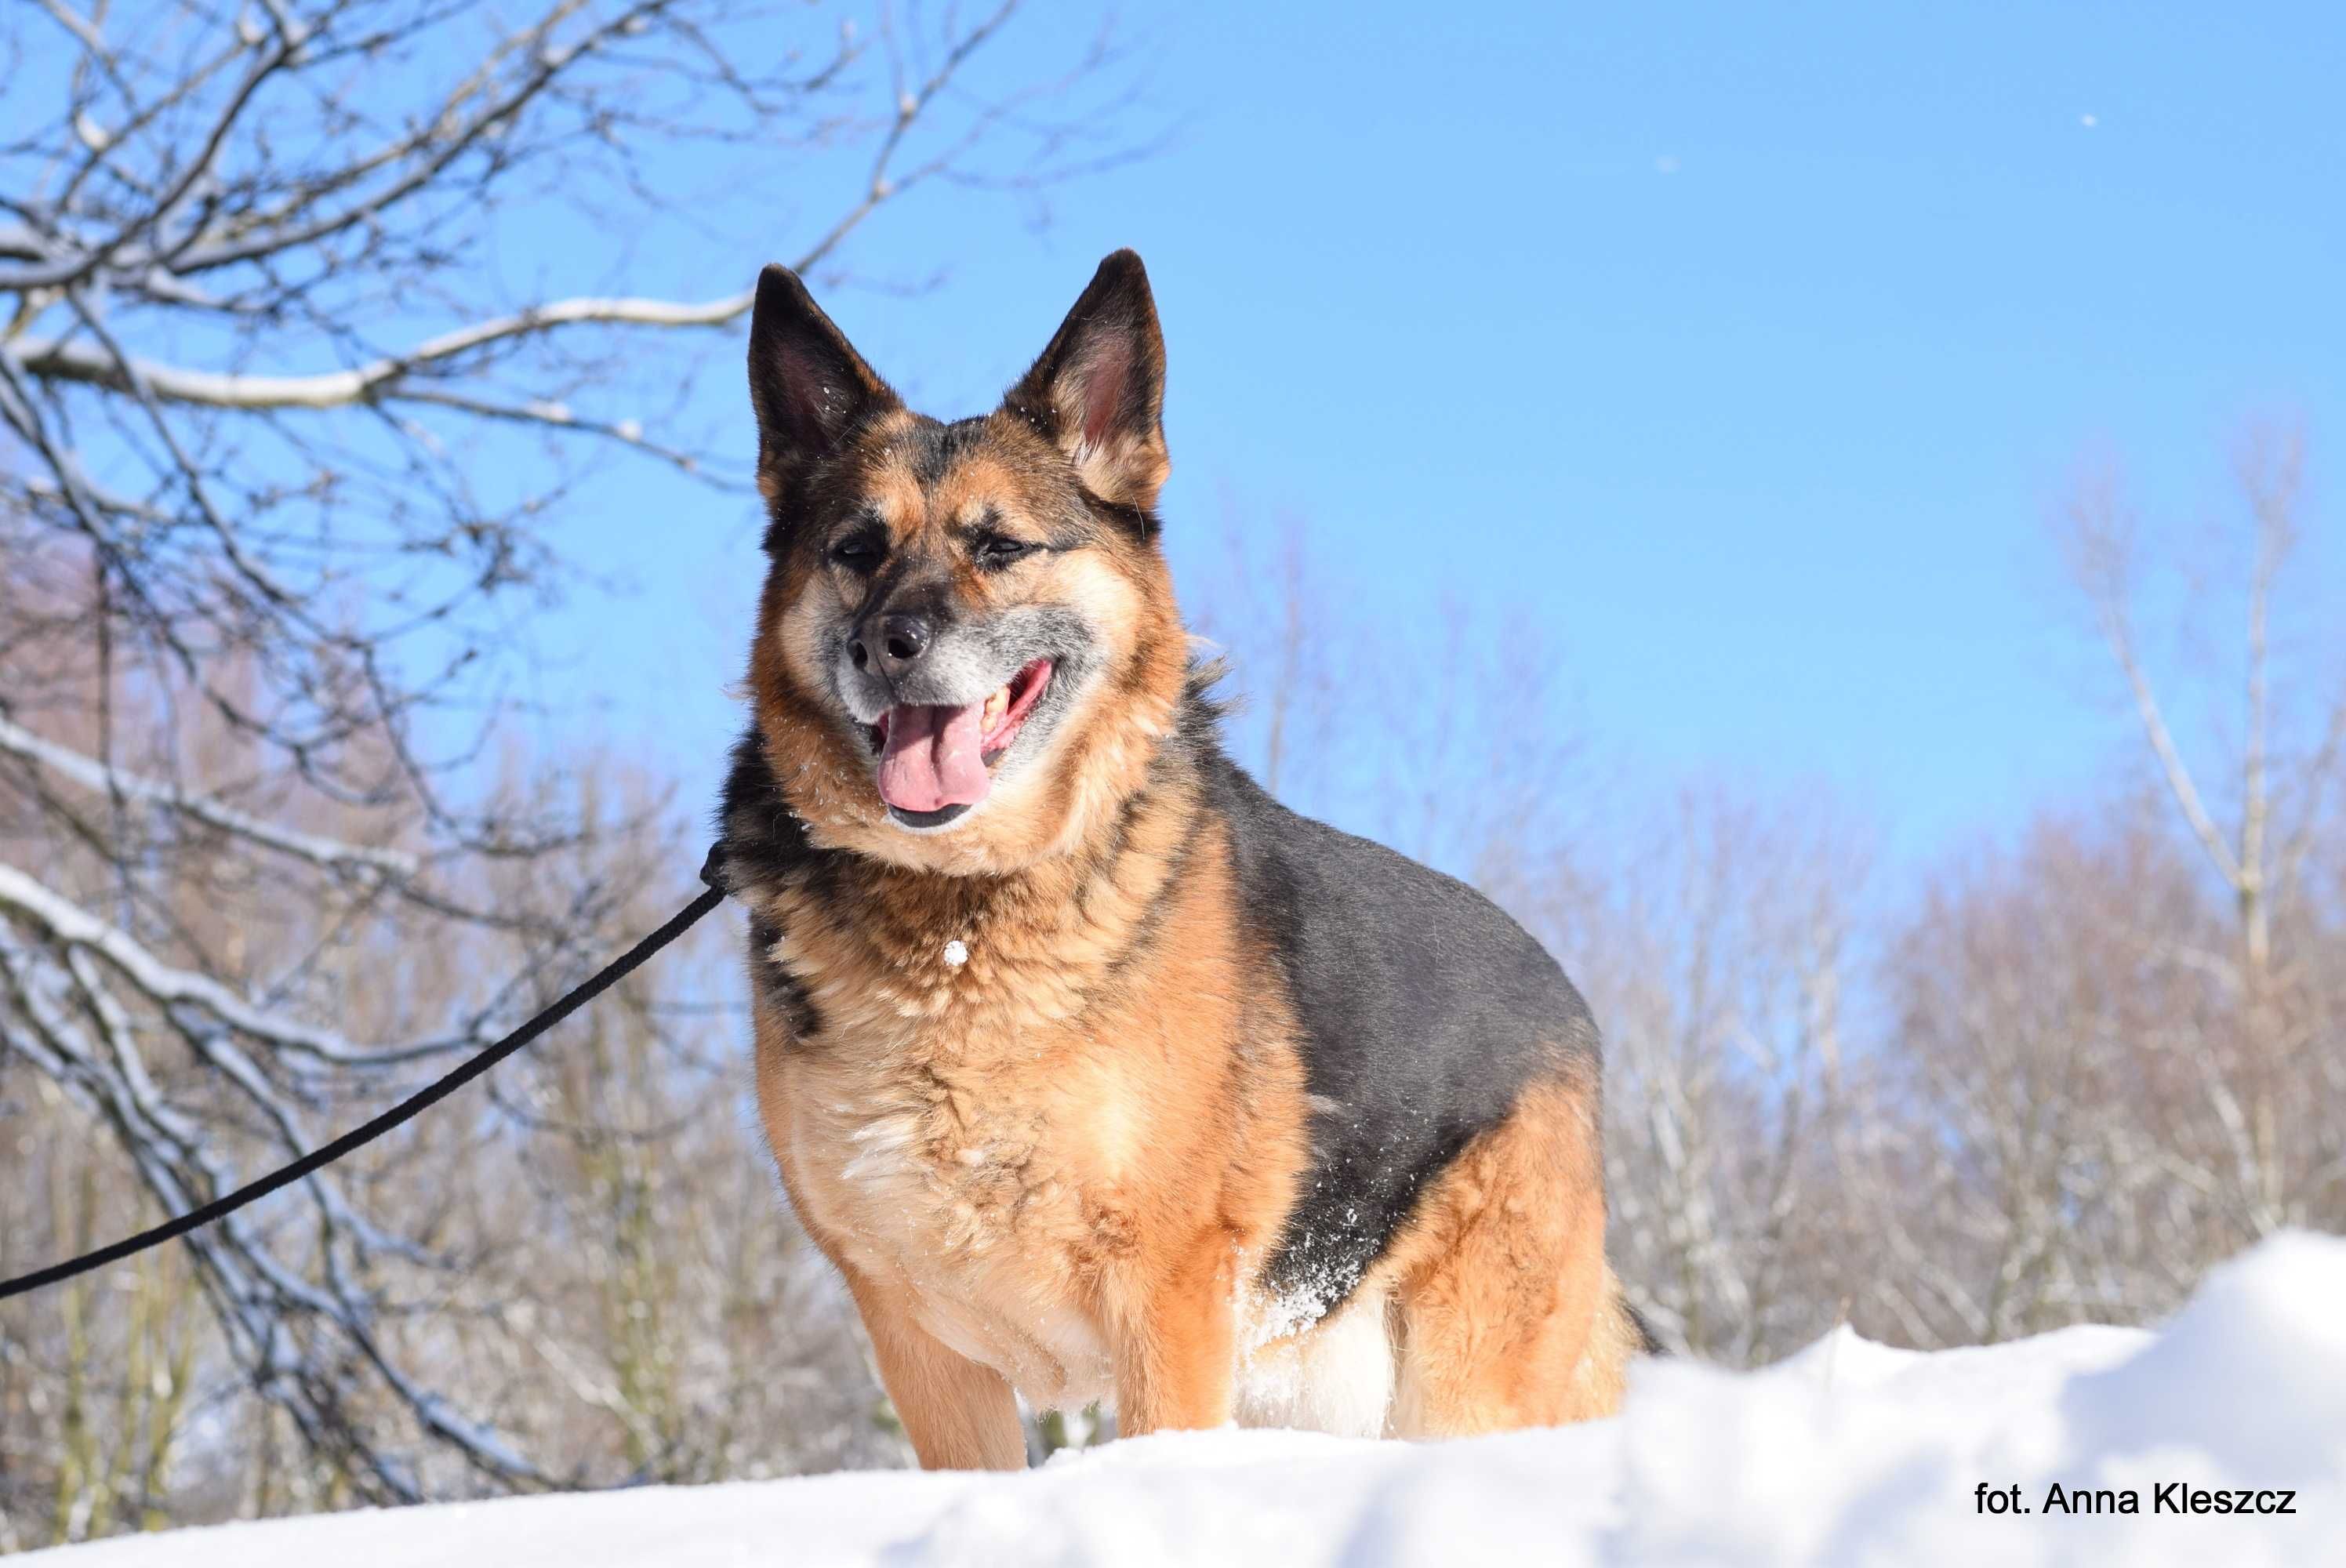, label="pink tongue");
[876,701,993,814]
